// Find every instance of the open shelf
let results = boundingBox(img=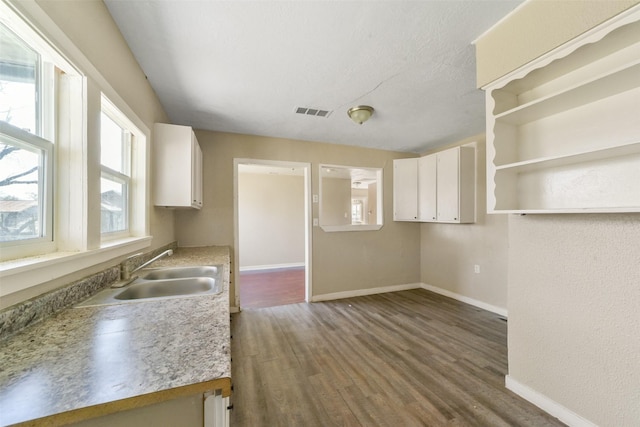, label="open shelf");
[485,7,640,214]
[495,141,640,174]
[494,61,640,126]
